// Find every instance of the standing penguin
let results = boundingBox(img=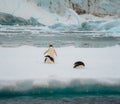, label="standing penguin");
[44,45,57,64]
